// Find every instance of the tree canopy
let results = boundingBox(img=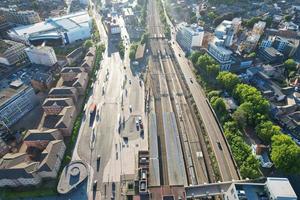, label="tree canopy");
[271,134,300,174]
[217,71,240,93]
[255,121,281,144]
